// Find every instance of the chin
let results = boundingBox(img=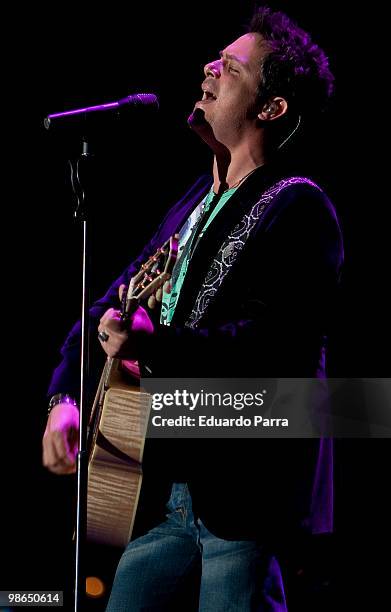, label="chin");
[188,107,209,128]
